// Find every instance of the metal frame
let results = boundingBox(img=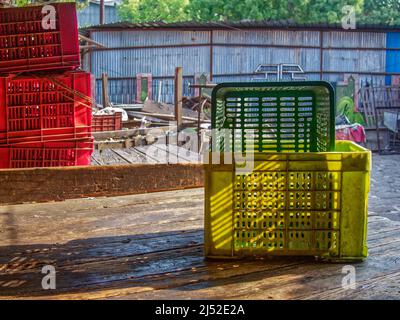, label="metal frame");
[382,108,400,154]
[359,85,400,154]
